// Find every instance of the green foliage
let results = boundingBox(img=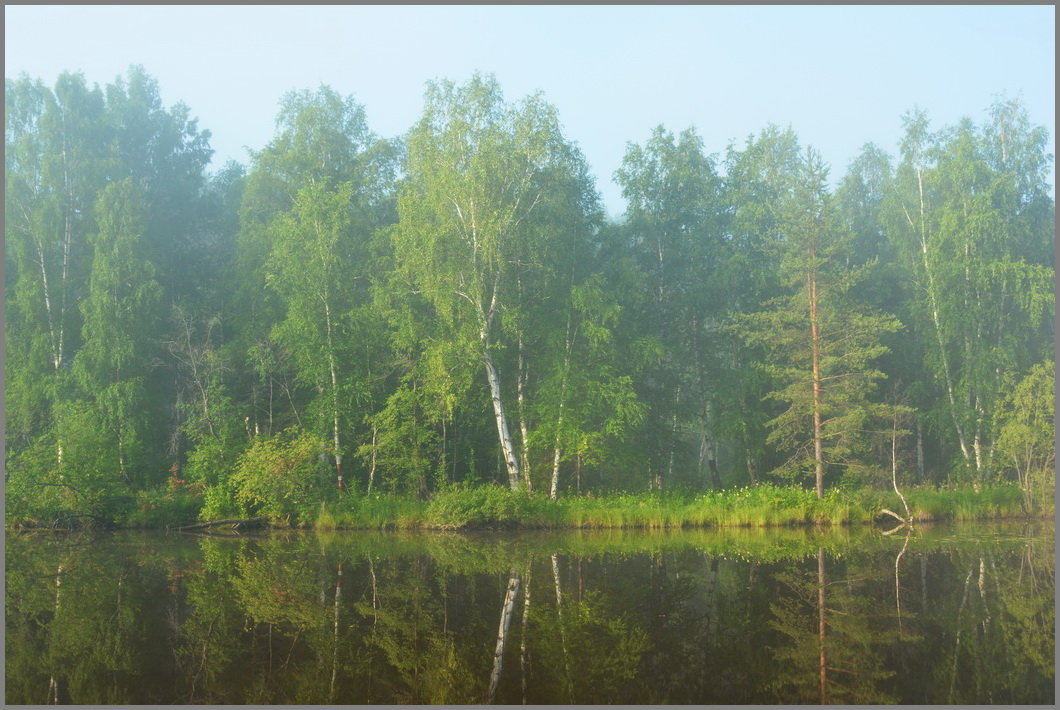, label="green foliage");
[994,359,1055,510]
[199,478,246,521]
[4,68,1053,528]
[123,471,204,527]
[230,428,327,525]
[424,483,548,528]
